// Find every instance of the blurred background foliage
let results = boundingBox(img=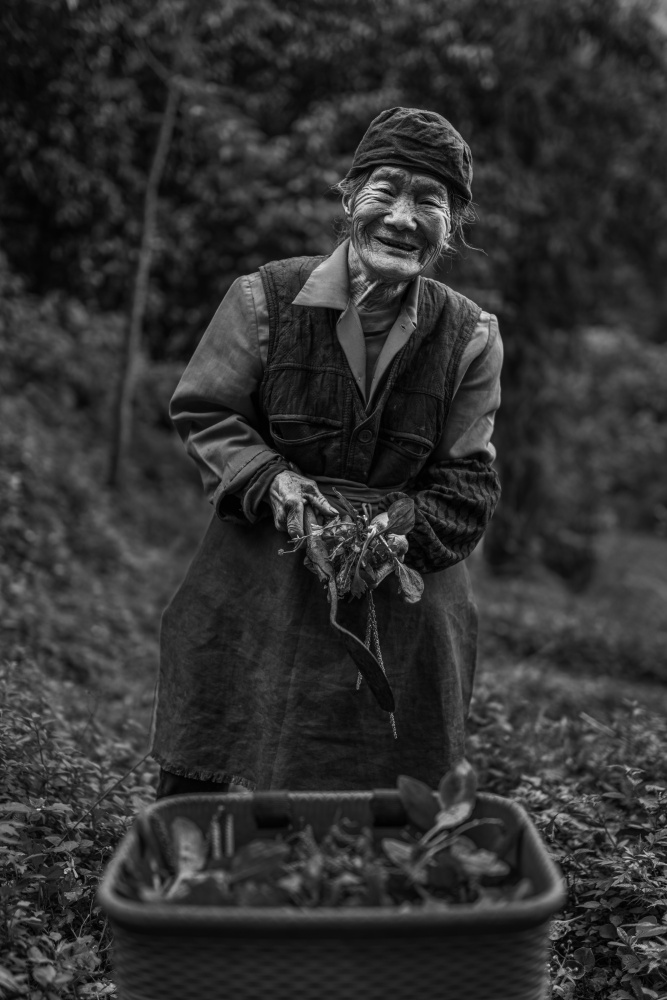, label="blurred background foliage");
[1,0,667,576]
